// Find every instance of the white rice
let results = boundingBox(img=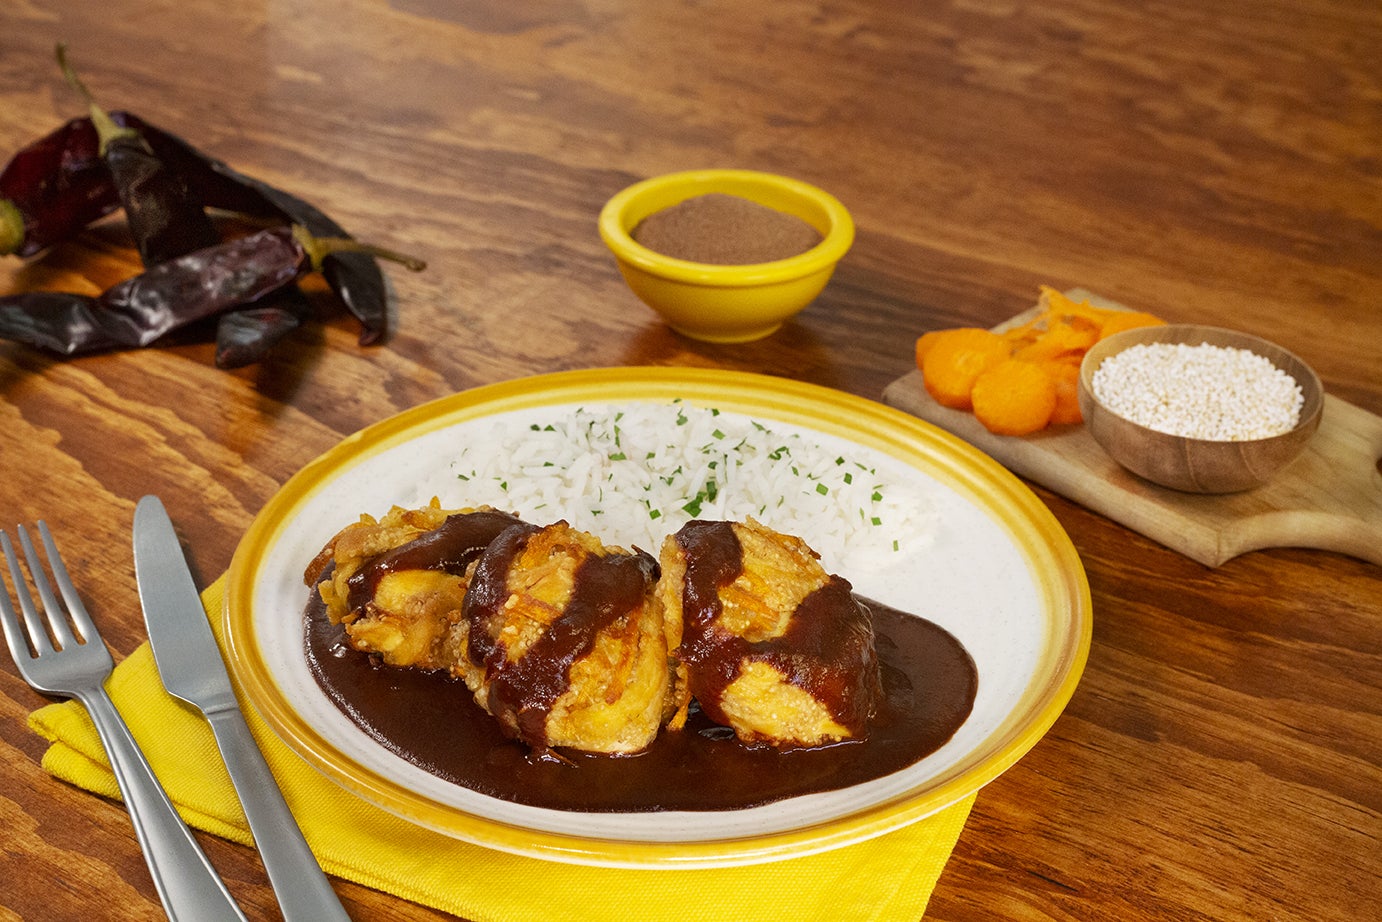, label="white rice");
[1092,342,1304,440]
[437,401,935,574]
